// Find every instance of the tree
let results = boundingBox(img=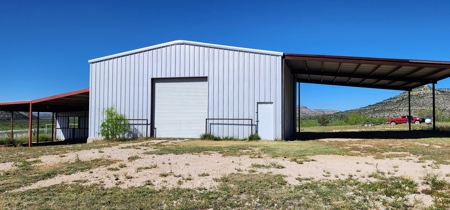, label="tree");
[417,109,446,121]
[100,107,130,140]
[317,115,330,126]
[346,113,361,125]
